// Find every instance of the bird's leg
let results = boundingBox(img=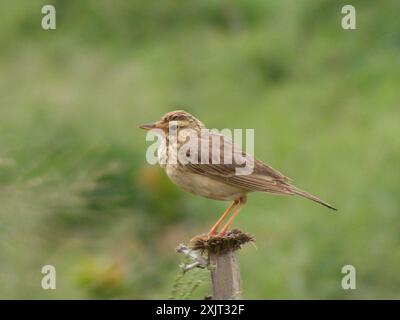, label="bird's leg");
[208,200,239,236]
[219,197,247,235]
